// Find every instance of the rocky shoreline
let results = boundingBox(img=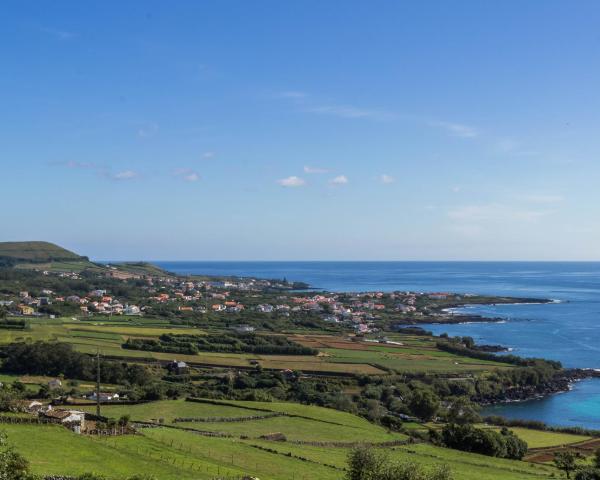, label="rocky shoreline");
[478,368,600,405]
[397,297,555,326]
